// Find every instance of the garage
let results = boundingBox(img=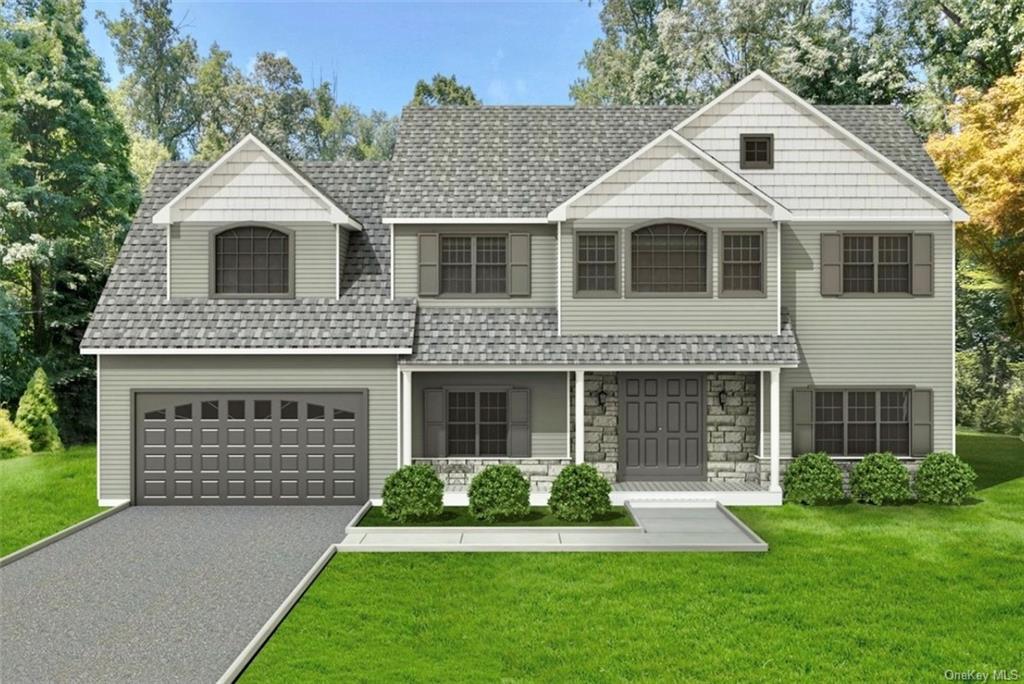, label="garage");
[134,391,368,505]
